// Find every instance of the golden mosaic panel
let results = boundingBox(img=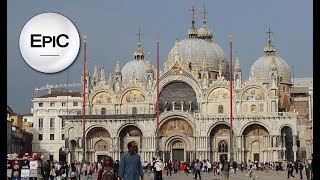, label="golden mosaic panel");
[92,91,114,104]
[121,90,145,103]
[208,88,230,101]
[241,88,264,101]
[160,118,193,136]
